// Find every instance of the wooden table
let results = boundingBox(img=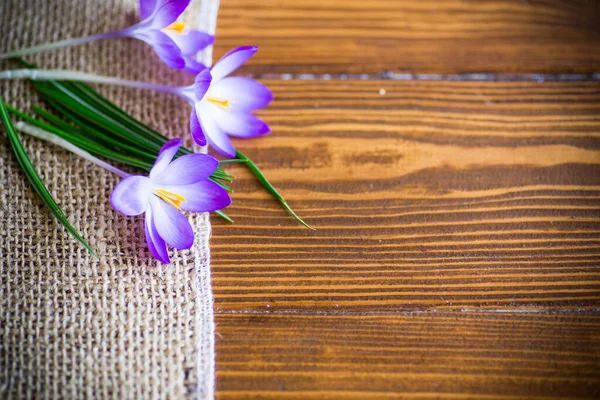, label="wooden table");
[211,1,600,398]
